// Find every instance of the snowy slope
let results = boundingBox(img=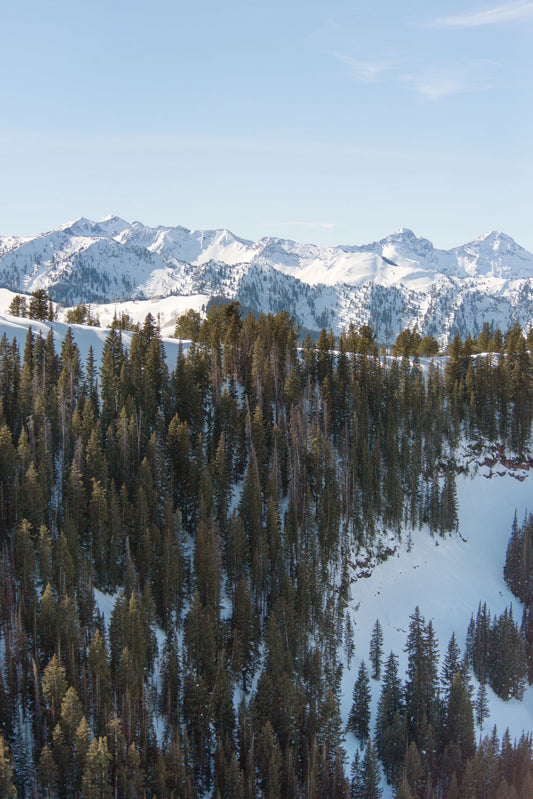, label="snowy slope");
[0,289,186,371]
[341,461,533,796]
[2,217,533,343]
